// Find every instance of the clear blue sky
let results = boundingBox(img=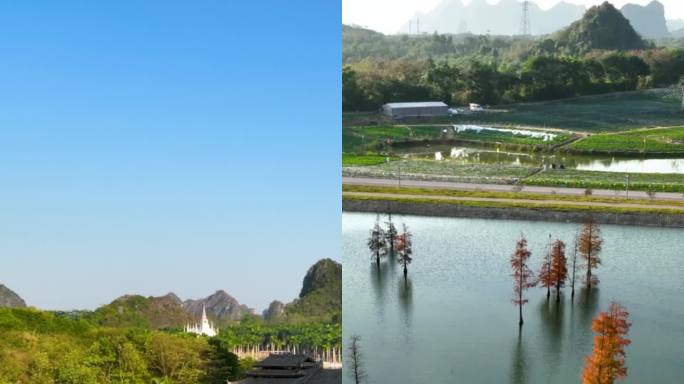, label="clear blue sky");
[0,1,341,312]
